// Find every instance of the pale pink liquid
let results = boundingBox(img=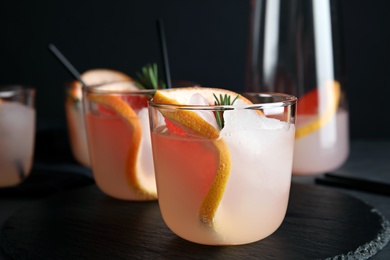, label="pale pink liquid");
[85,108,155,200]
[293,109,349,175]
[0,101,35,187]
[152,121,295,245]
